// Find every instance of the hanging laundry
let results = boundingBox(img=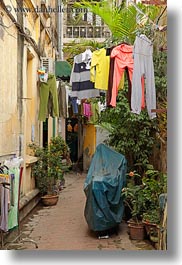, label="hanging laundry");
[109,44,133,107]
[70,97,79,114]
[70,49,100,99]
[38,73,59,121]
[89,101,99,124]
[3,157,23,231]
[58,81,68,118]
[7,169,19,230]
[106,46,125,106]
[98,100,106,113]
[109,43,145,109]
[65,84,72,117]
[0,175,9,232]
[106,46,116,106]
[37,67,48,83]
[131,34,156,119]
[90,48,110,90]
[83,102,92,120]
